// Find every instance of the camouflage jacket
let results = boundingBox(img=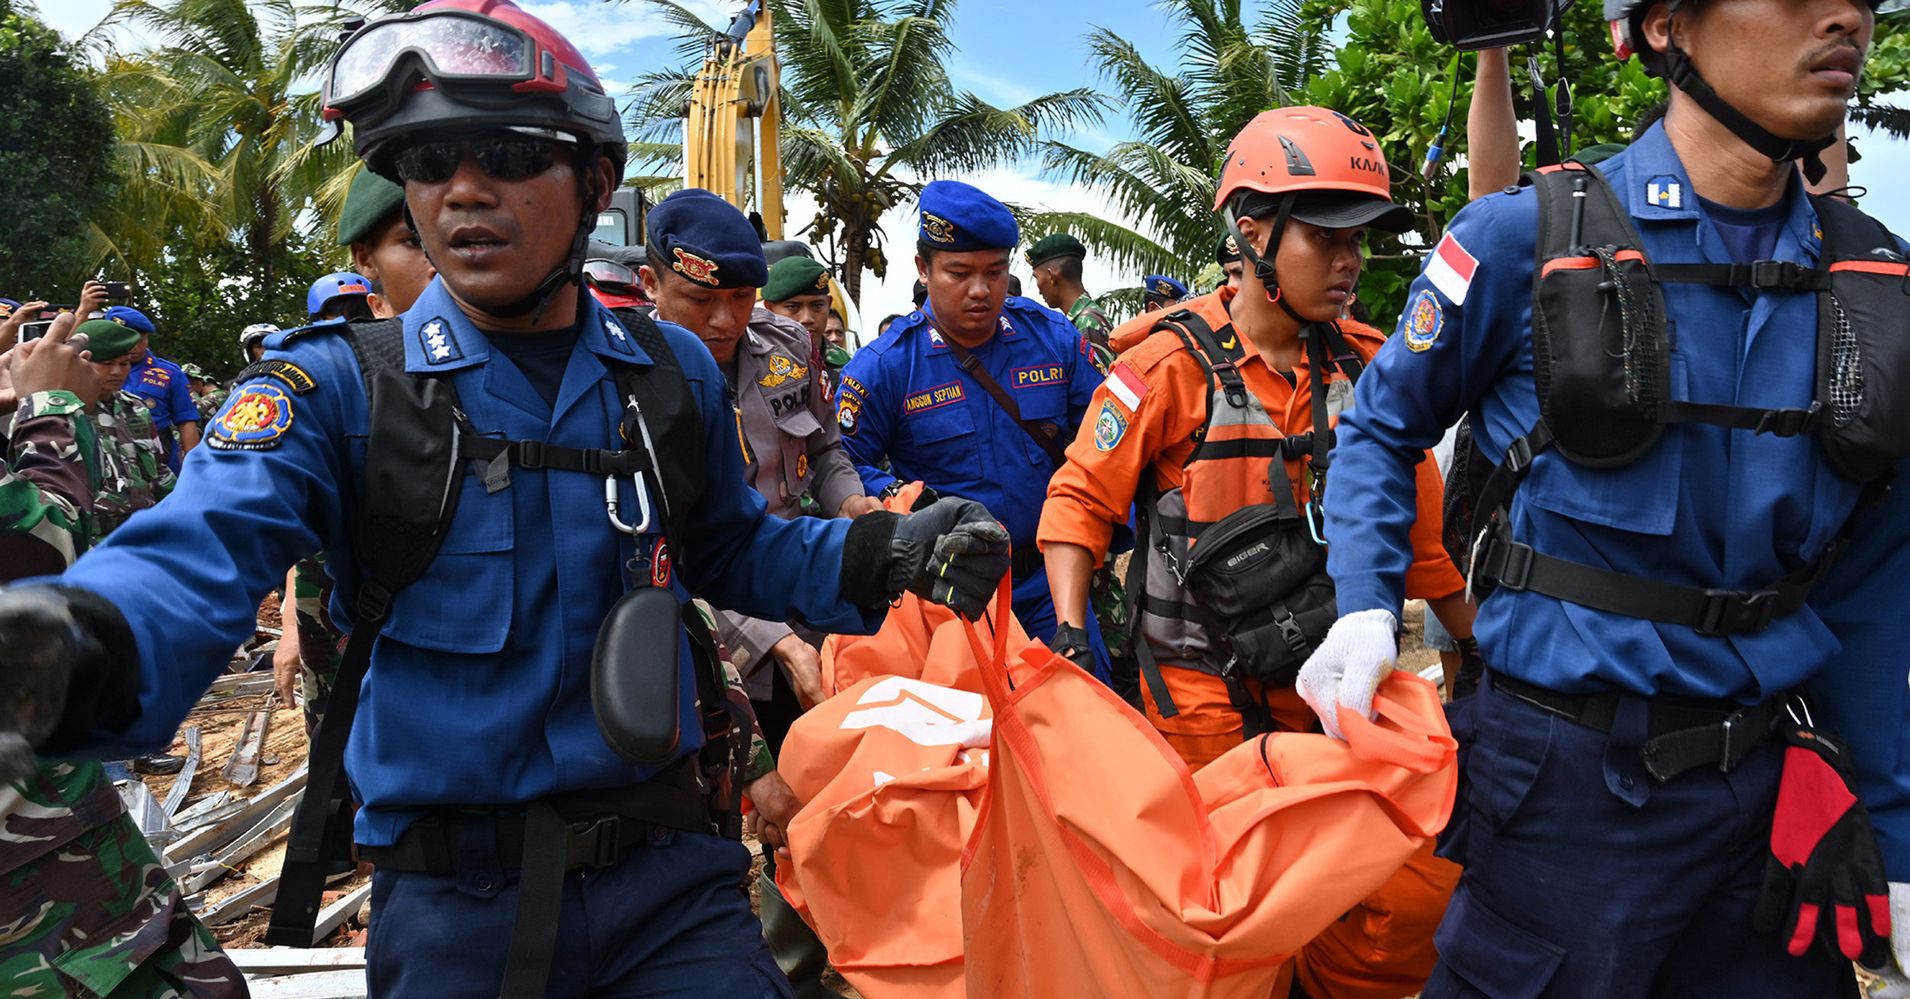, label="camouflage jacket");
[1068,292,1114,349]
[193,387,228,422]
[85,390,176,542]
[1,390,92,575]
